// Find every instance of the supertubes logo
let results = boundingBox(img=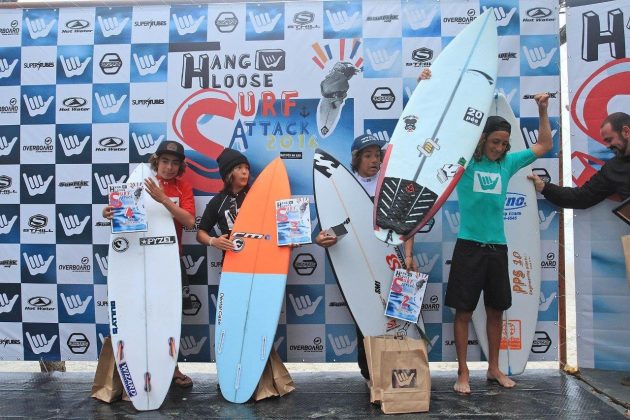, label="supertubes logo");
[172,88,297,195]
[570,58,630,189]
